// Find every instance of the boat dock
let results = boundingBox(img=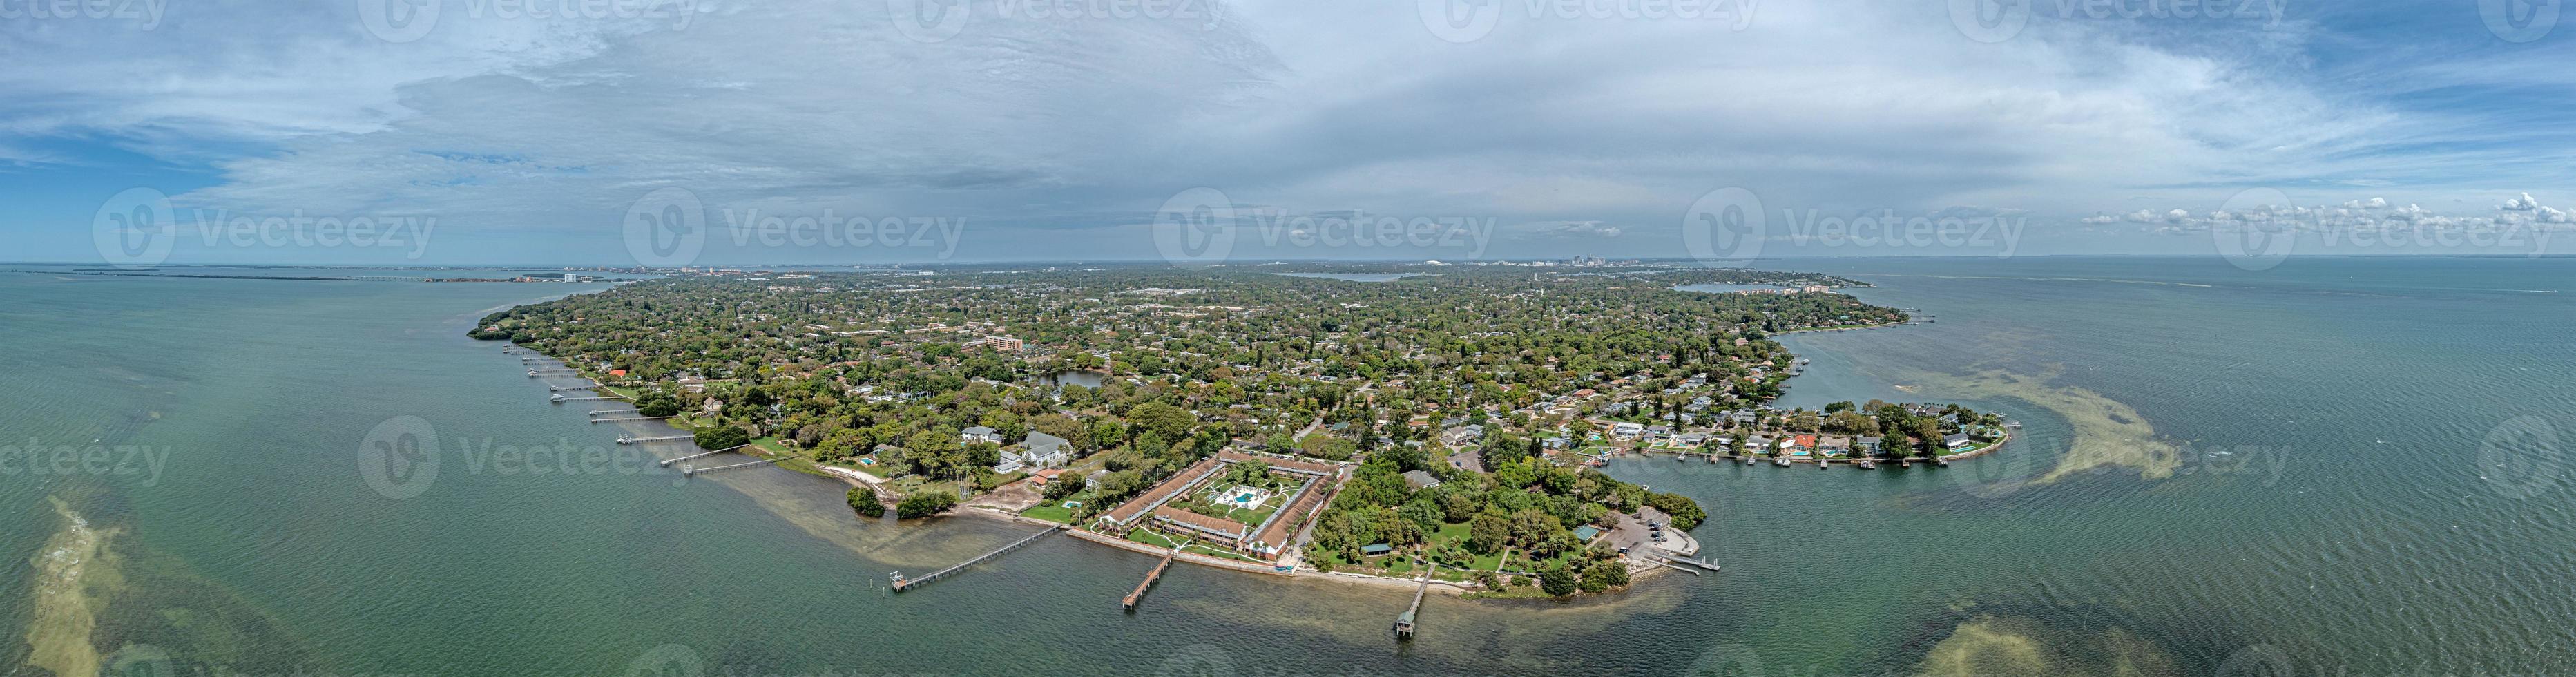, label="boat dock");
[548,384,599,392]
[617,433,693,445]
[659,444,747,467]
[591,415,673,423]
[682,456,787,477]
[892,524,1065,593]
[1648,552,1721,575]
[1122,548,1179,612]
[1393,563,1436,640]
